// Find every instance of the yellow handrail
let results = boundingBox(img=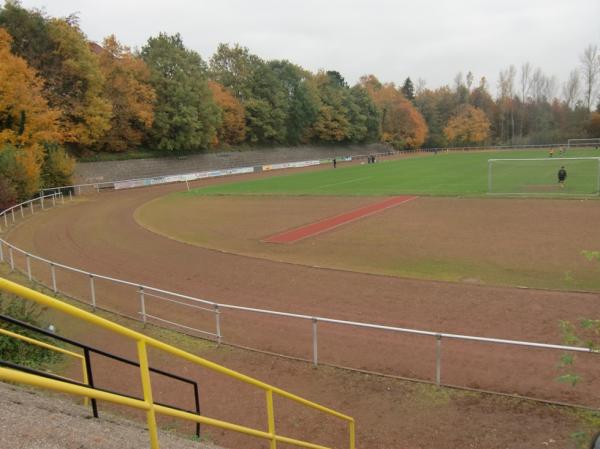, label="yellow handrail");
[0,326,90,405]
[0,278,355,449]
